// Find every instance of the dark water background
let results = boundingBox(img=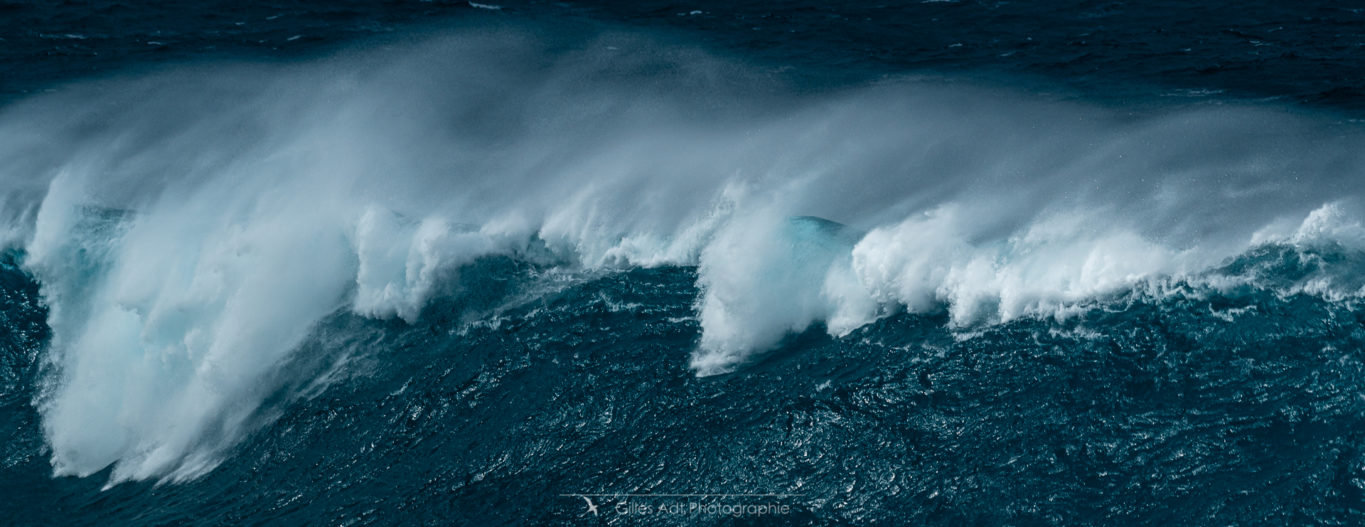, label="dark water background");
[4,2,1365,525]
[4,1,1365,108]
